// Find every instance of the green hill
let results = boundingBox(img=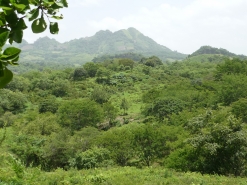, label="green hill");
[17,27,186,66]
[189,45,247,59]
